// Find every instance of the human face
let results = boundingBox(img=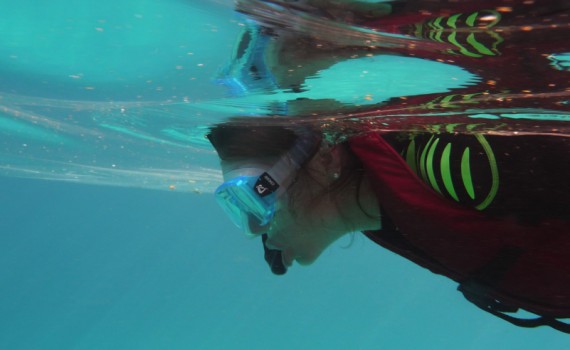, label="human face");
[255,147,353,267]
[220,143,379,268]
